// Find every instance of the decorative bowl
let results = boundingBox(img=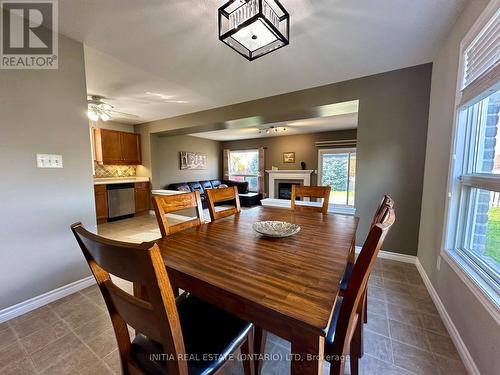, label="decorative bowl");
[252,221,301,238]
